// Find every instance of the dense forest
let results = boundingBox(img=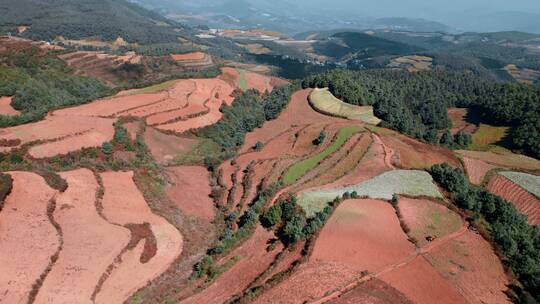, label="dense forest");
[431,164,540,302]
[0,46,111,127]
[302,69,540,158]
